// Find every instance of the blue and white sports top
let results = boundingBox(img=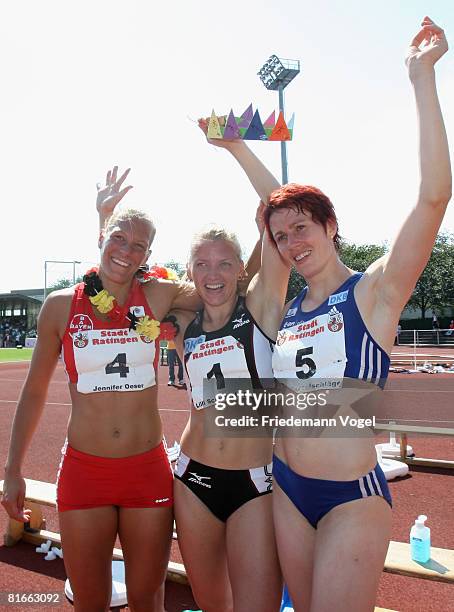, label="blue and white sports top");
[272,274,390,389]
